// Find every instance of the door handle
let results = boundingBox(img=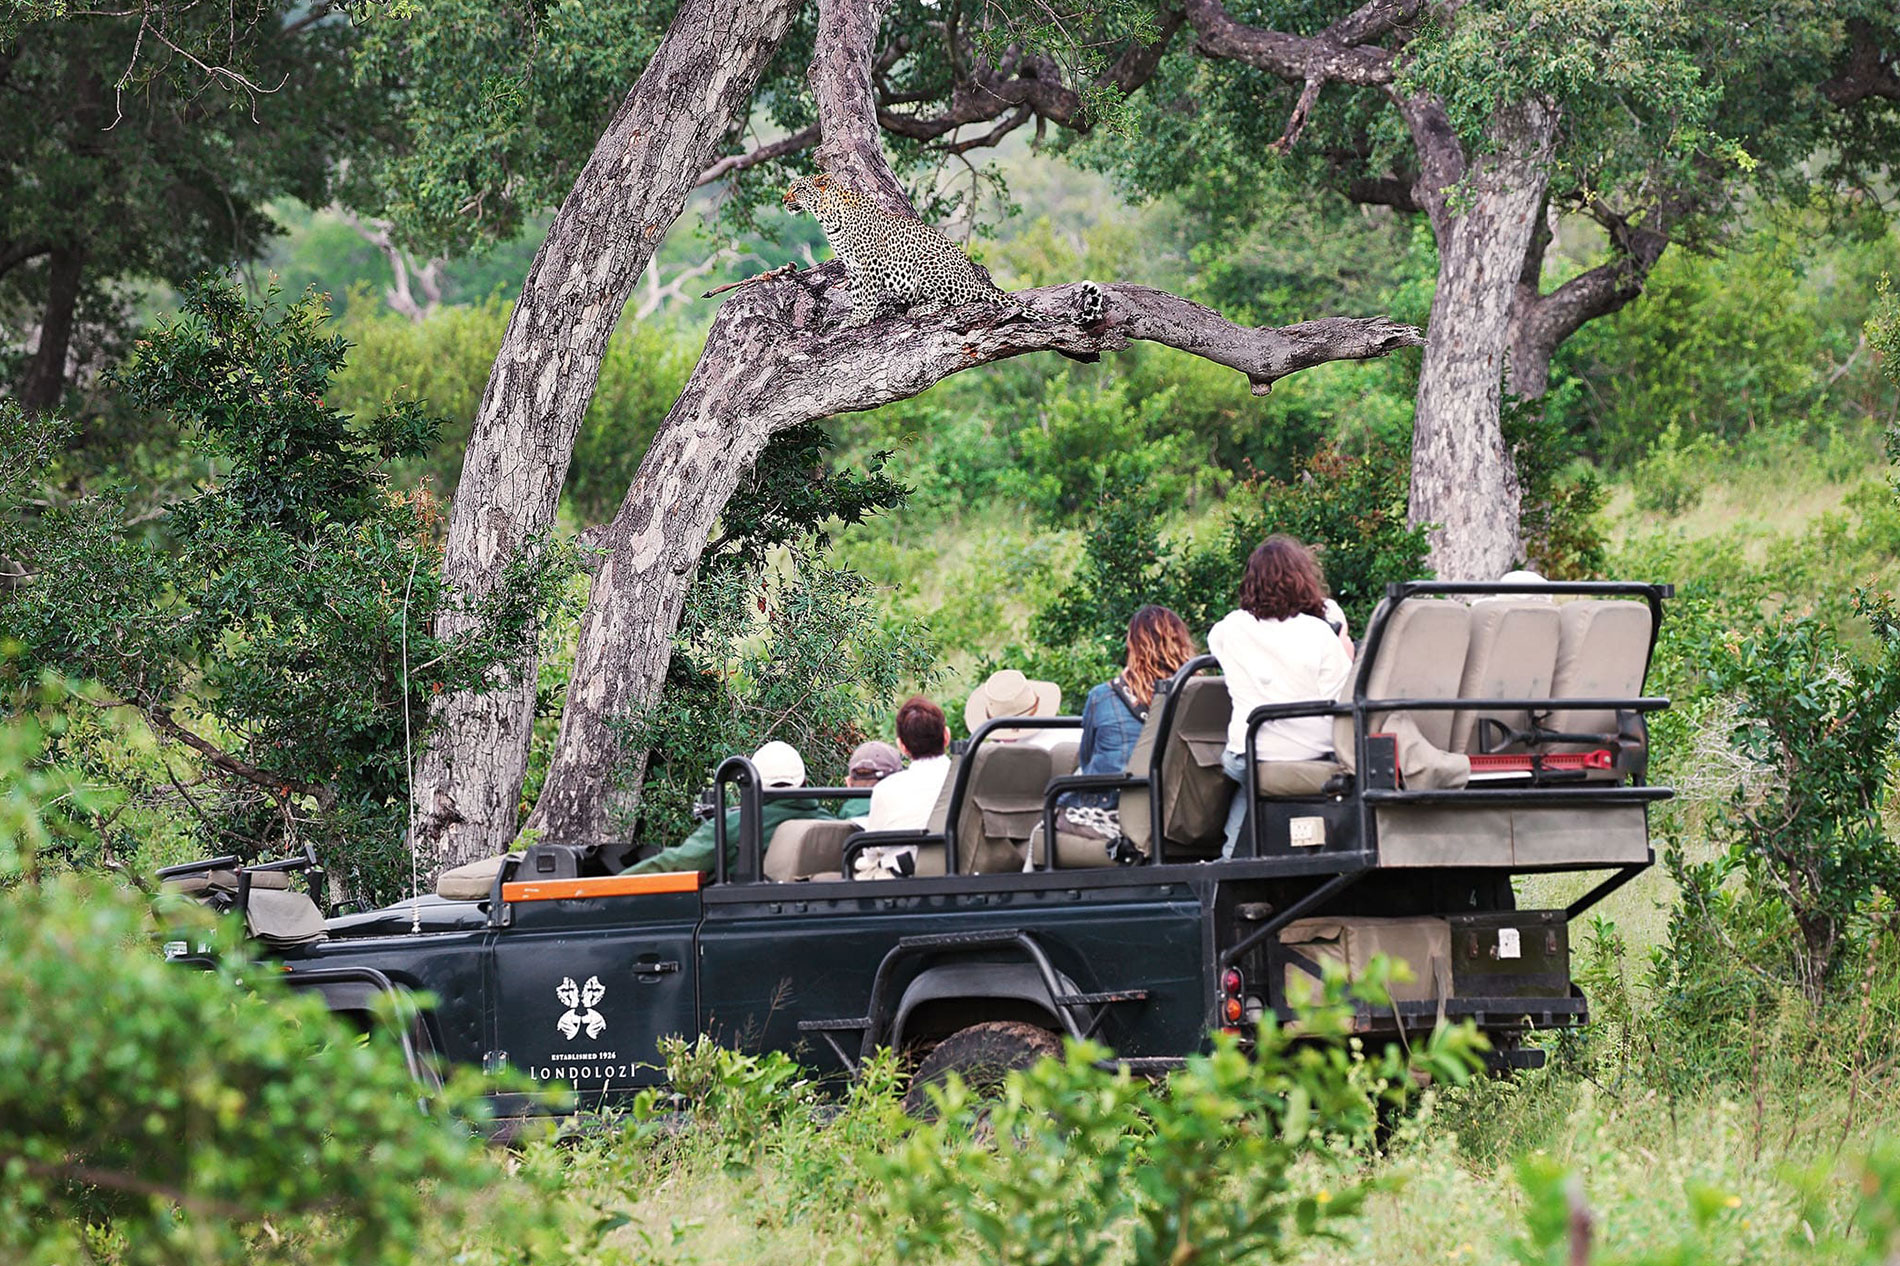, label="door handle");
[636,960,682,976]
